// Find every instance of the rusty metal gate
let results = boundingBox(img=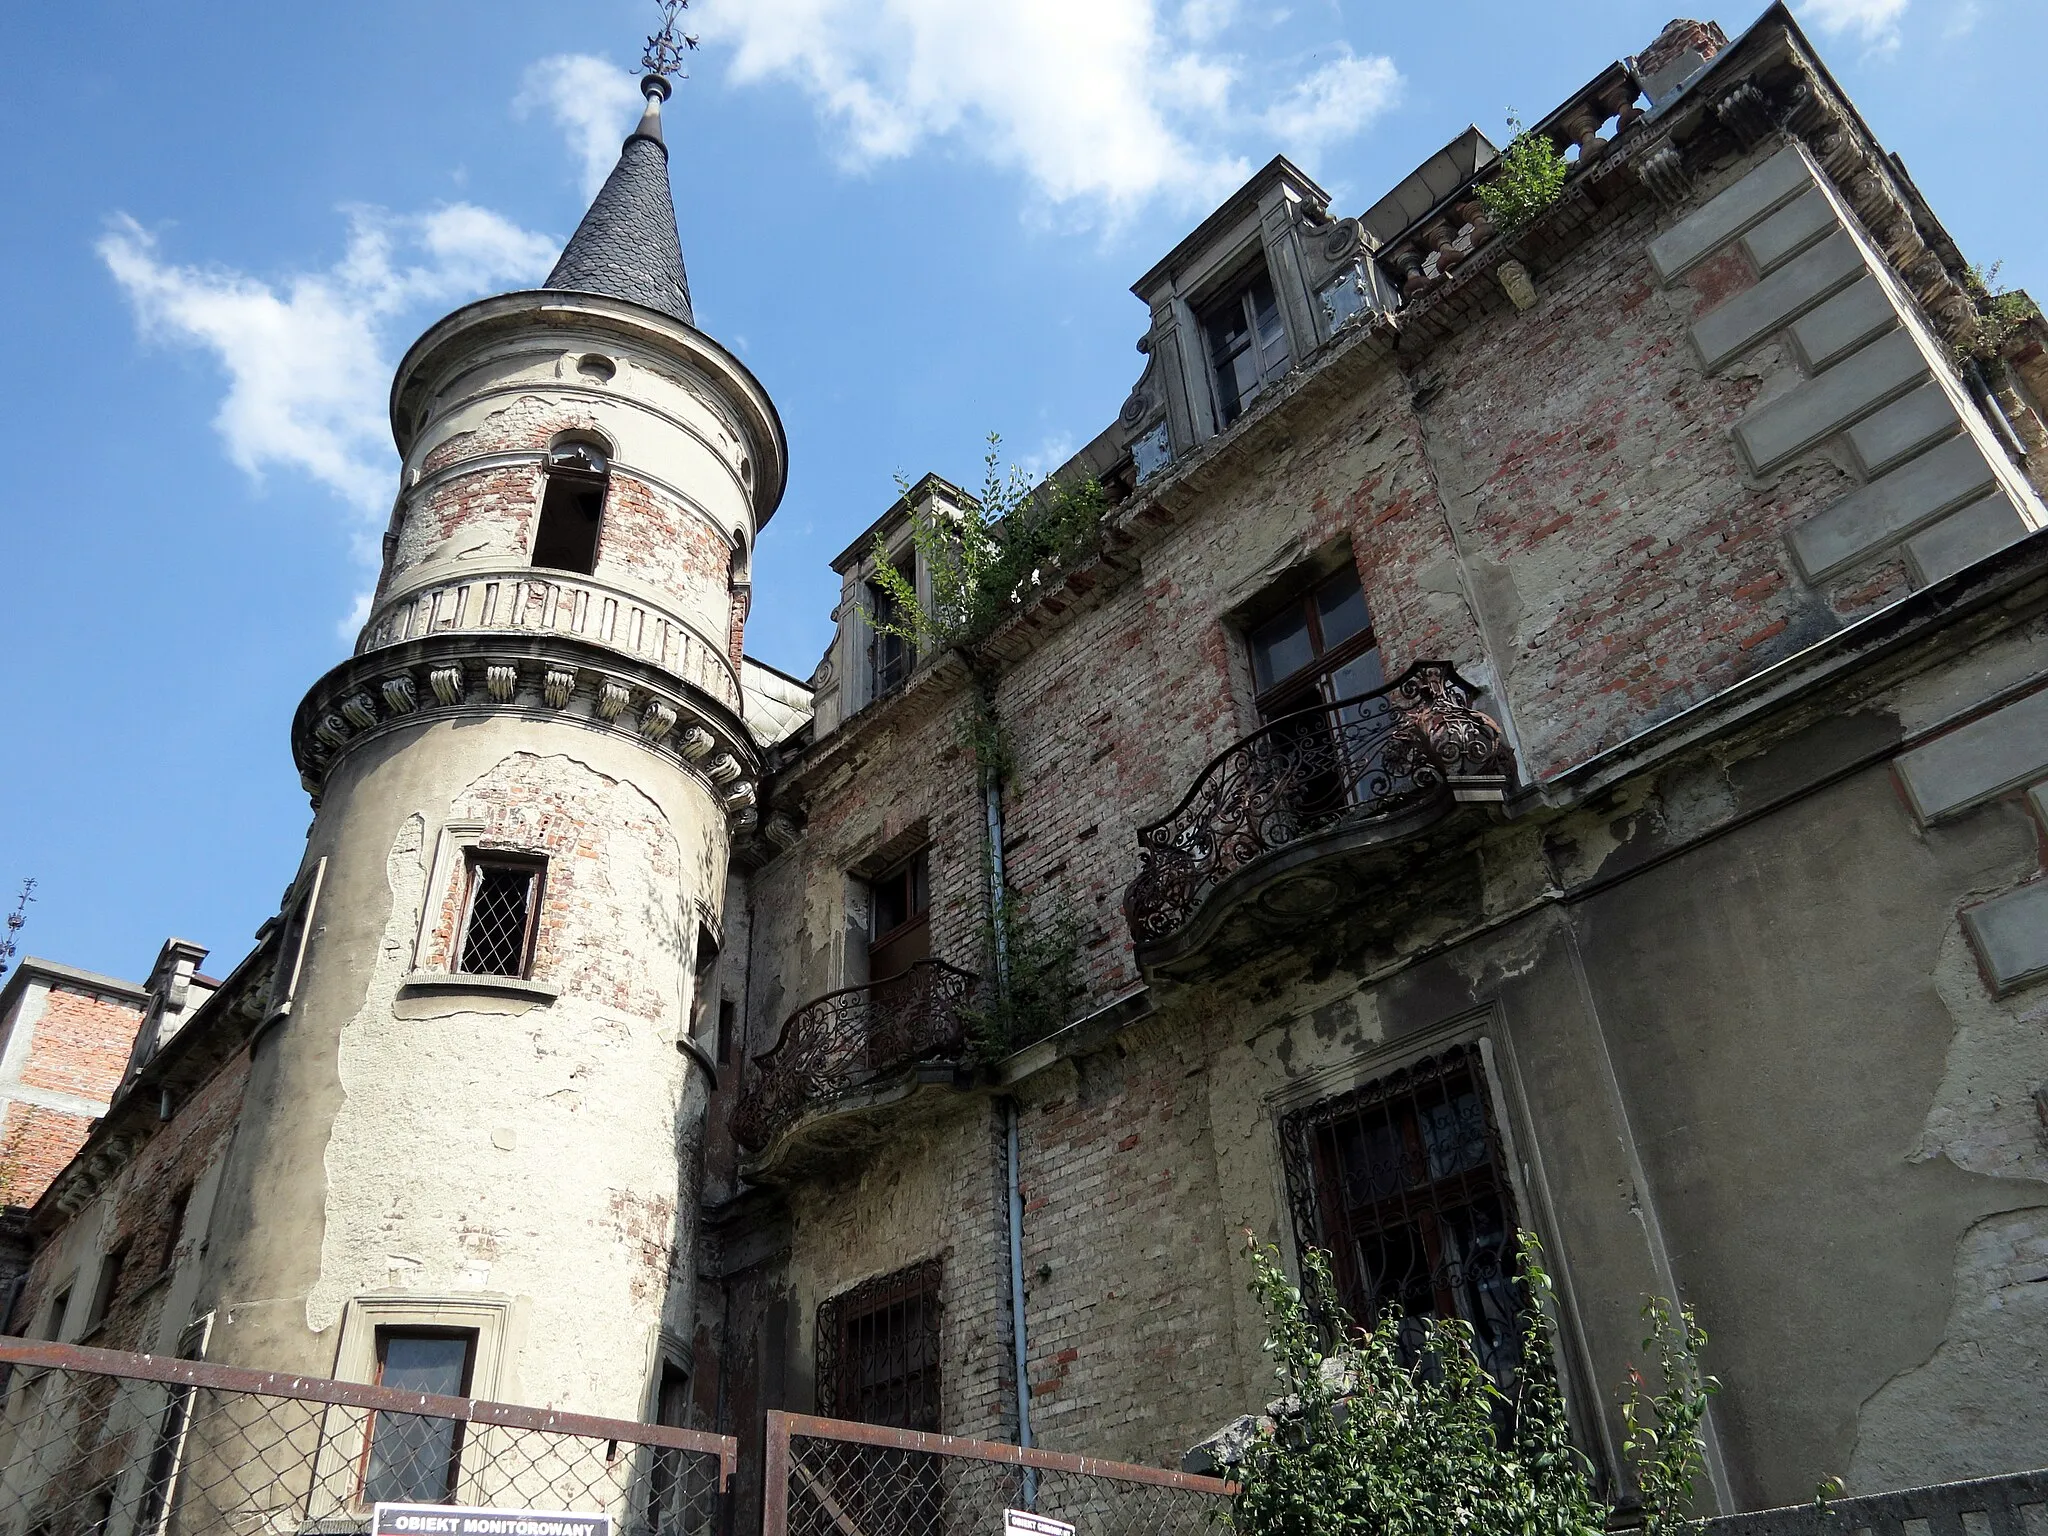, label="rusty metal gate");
[762,1410,1232,1536]
[0,1336,736,1536]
